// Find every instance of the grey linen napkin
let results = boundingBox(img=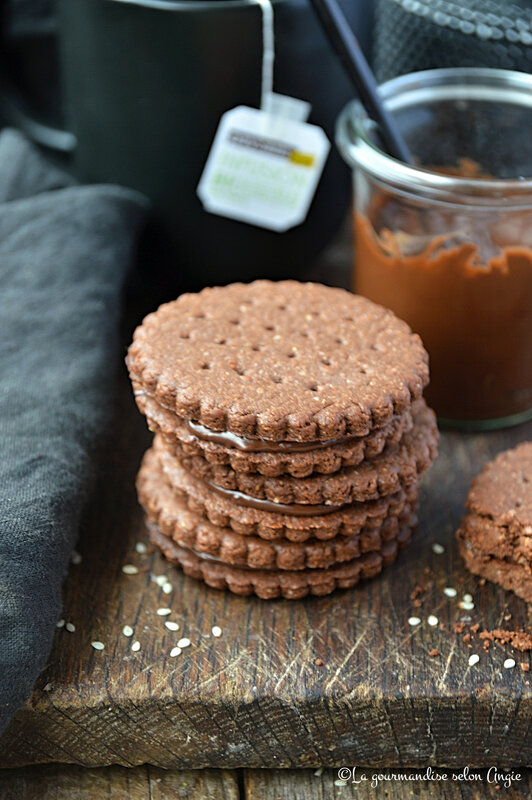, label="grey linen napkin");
[0,129,147,733]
